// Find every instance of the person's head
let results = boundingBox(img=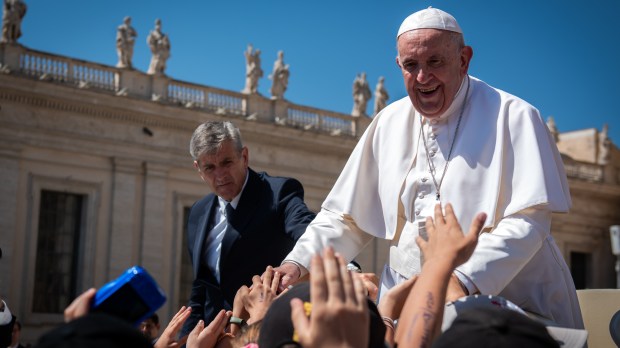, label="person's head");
[139,313,160,342]
[190,121,248,201]
[36,313,152,348]
[434,307,560,348]
[258,282,385,348]
[124,16,131,25]
[395,7,473,119]
[11,320,21,345]
[231,321,262,347]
